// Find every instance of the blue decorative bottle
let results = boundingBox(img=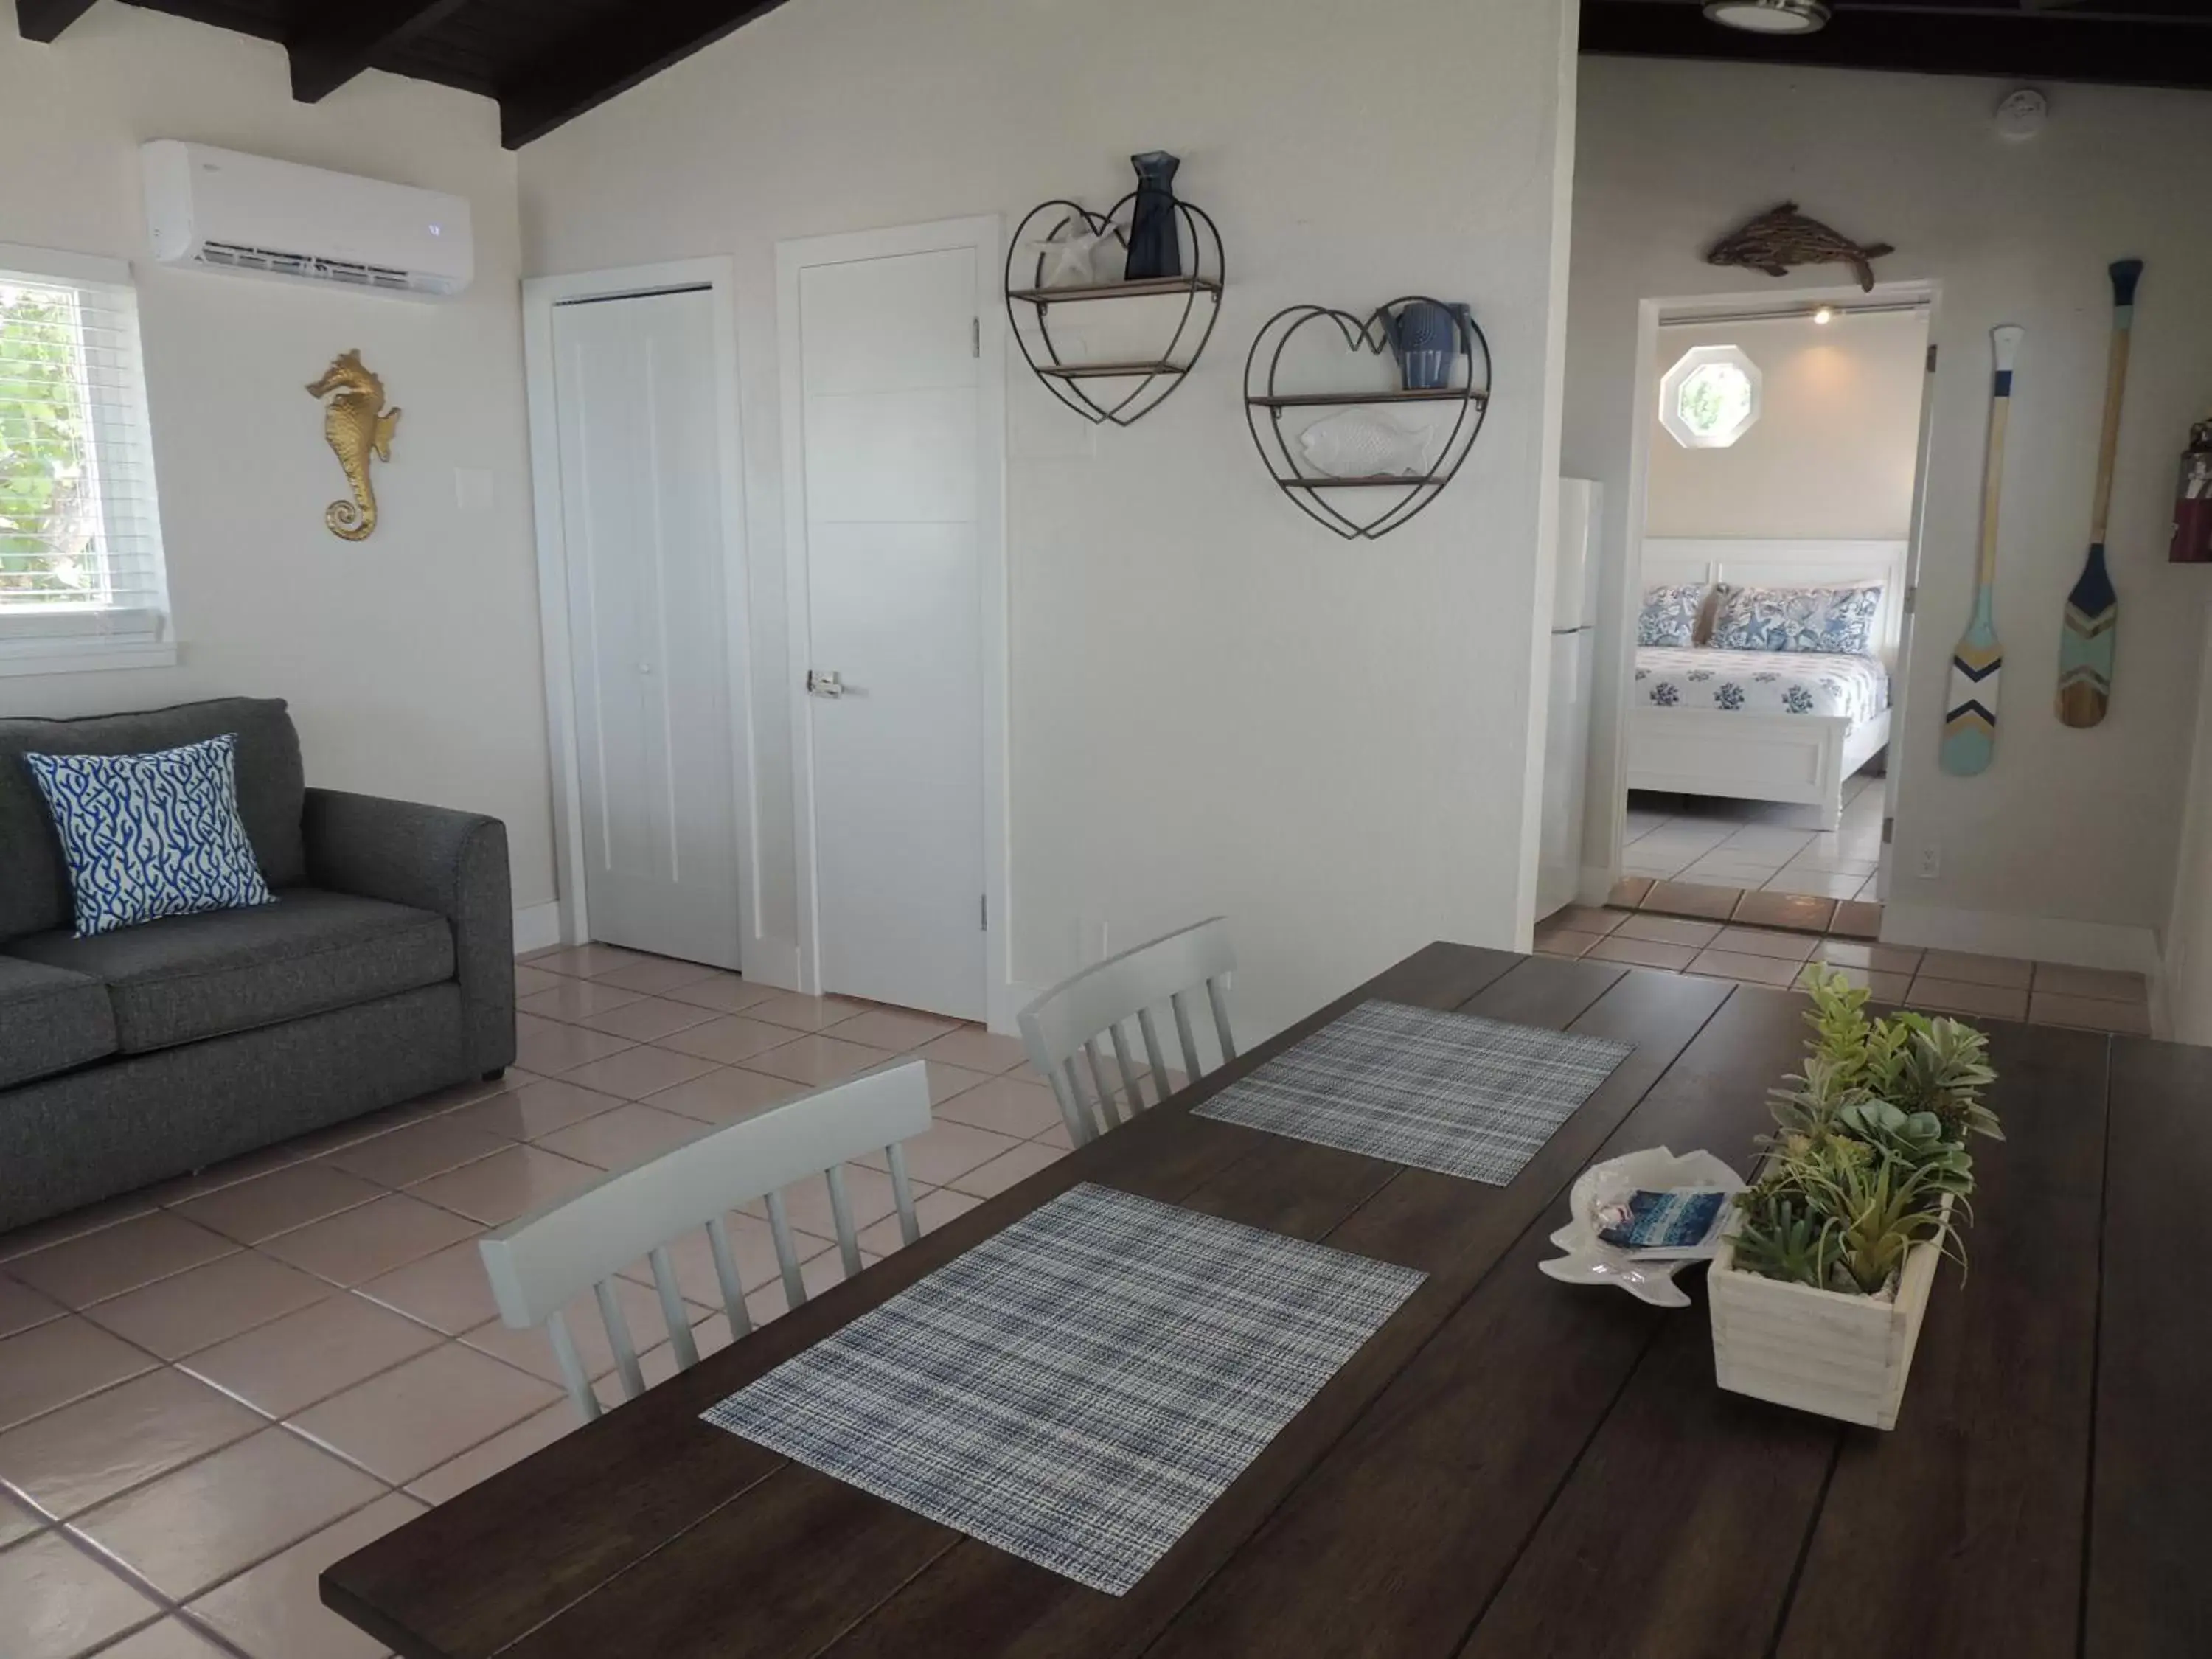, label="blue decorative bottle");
[1124,151,1183,281]
[1389,301,1475,391]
